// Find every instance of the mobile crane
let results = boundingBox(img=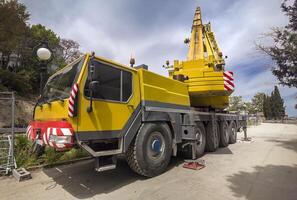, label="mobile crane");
[26,7,247,177]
